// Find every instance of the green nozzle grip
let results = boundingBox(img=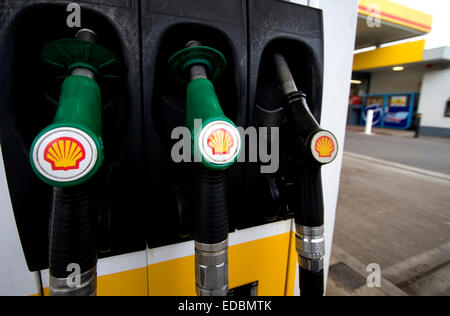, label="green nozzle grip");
[187,78,241,170]
[55,76,102,136]
[186,79,229,131]
[30,75,103,187]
